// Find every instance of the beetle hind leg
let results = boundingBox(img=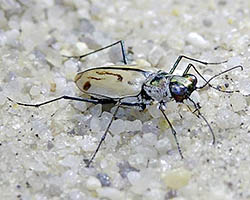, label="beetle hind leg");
[7,95,101,107]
